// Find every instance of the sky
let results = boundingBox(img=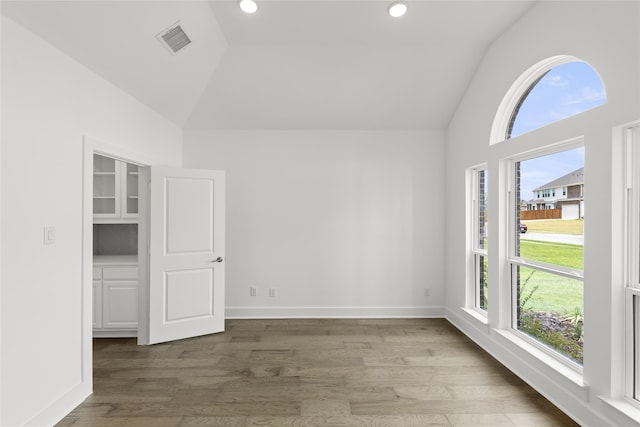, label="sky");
[510,61,606,138]
[510,61,605,200]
